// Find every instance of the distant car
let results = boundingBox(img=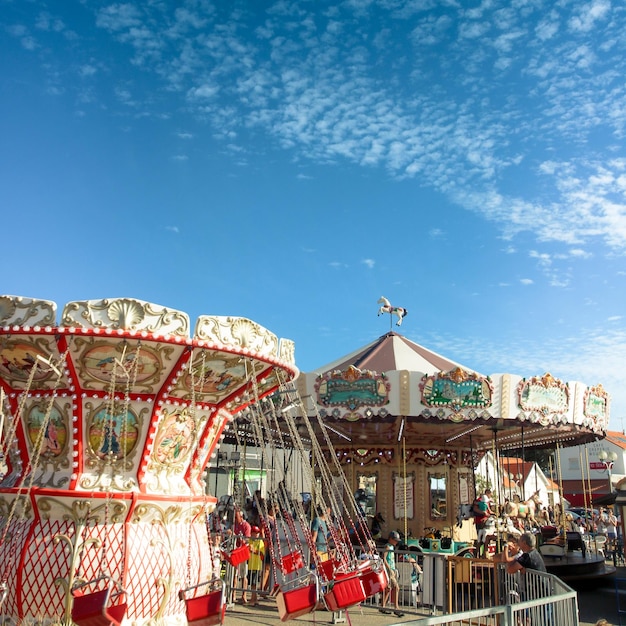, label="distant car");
[567,507,598,521]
